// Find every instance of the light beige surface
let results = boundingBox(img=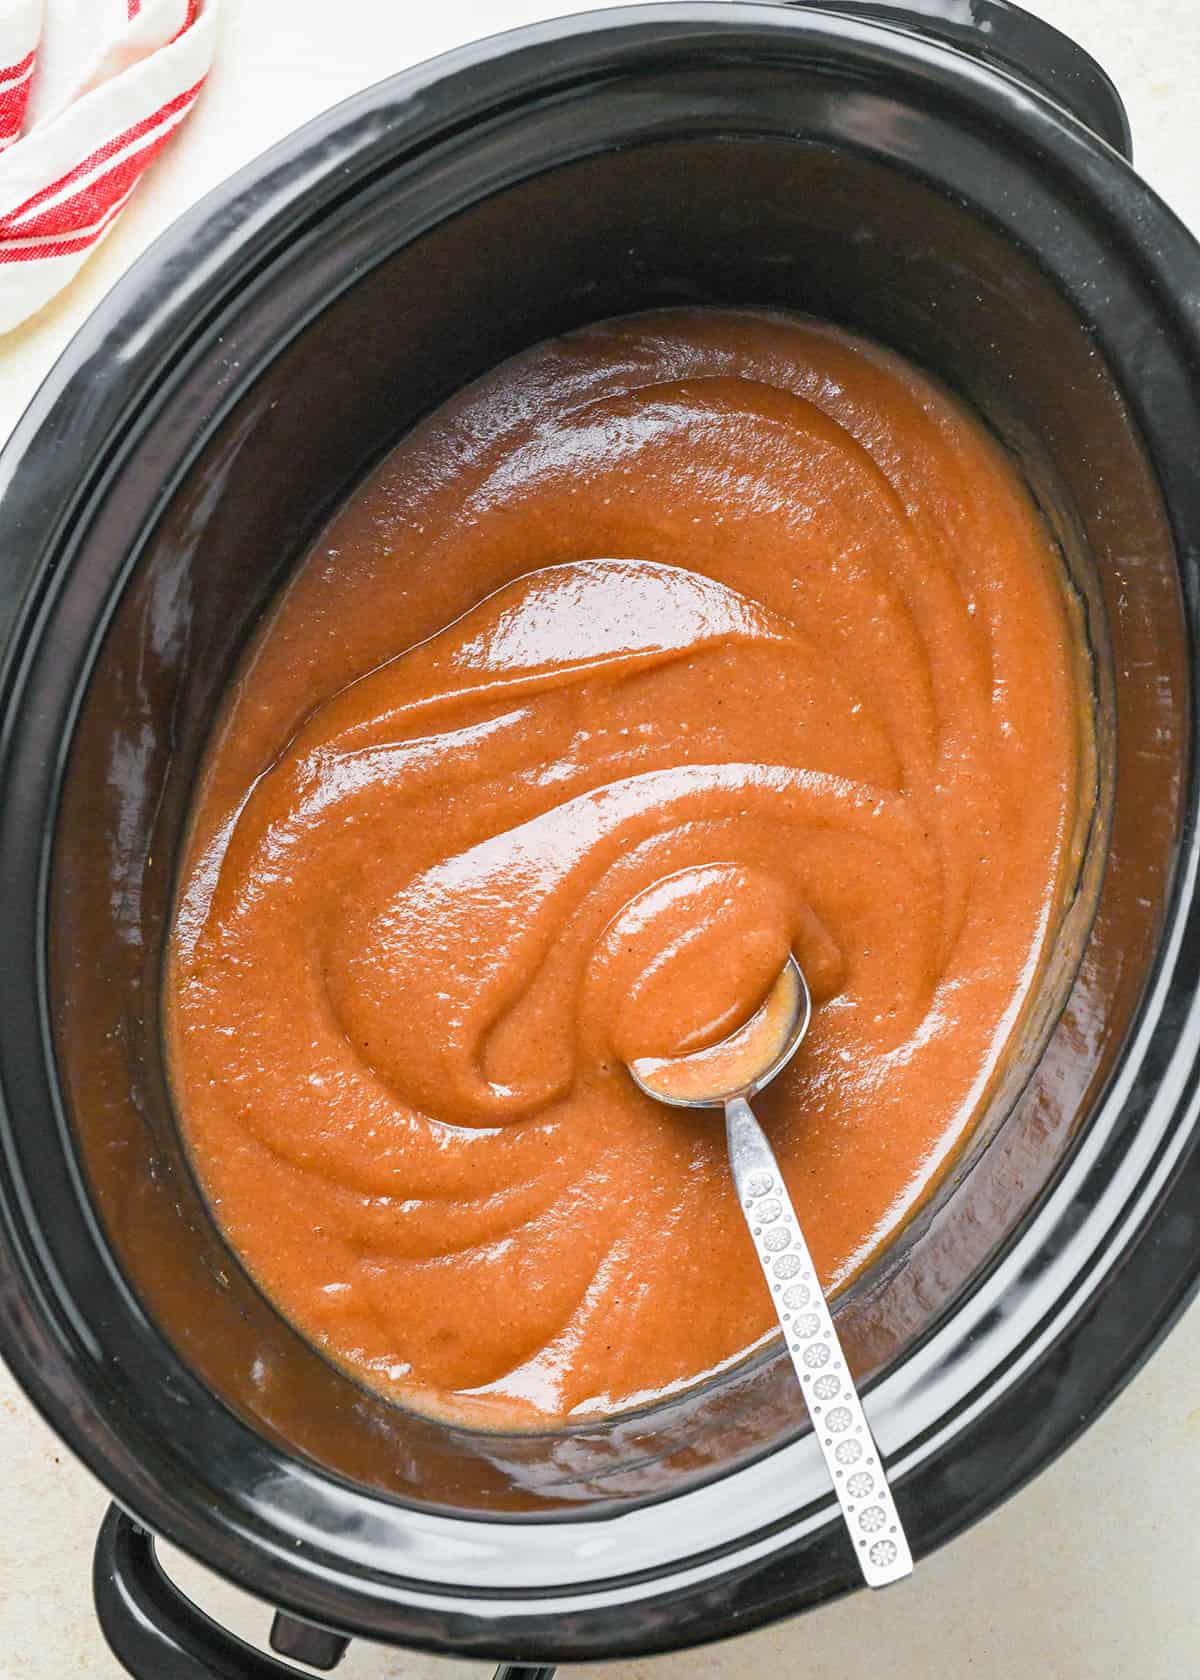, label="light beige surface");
[2,1,1199,1675]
